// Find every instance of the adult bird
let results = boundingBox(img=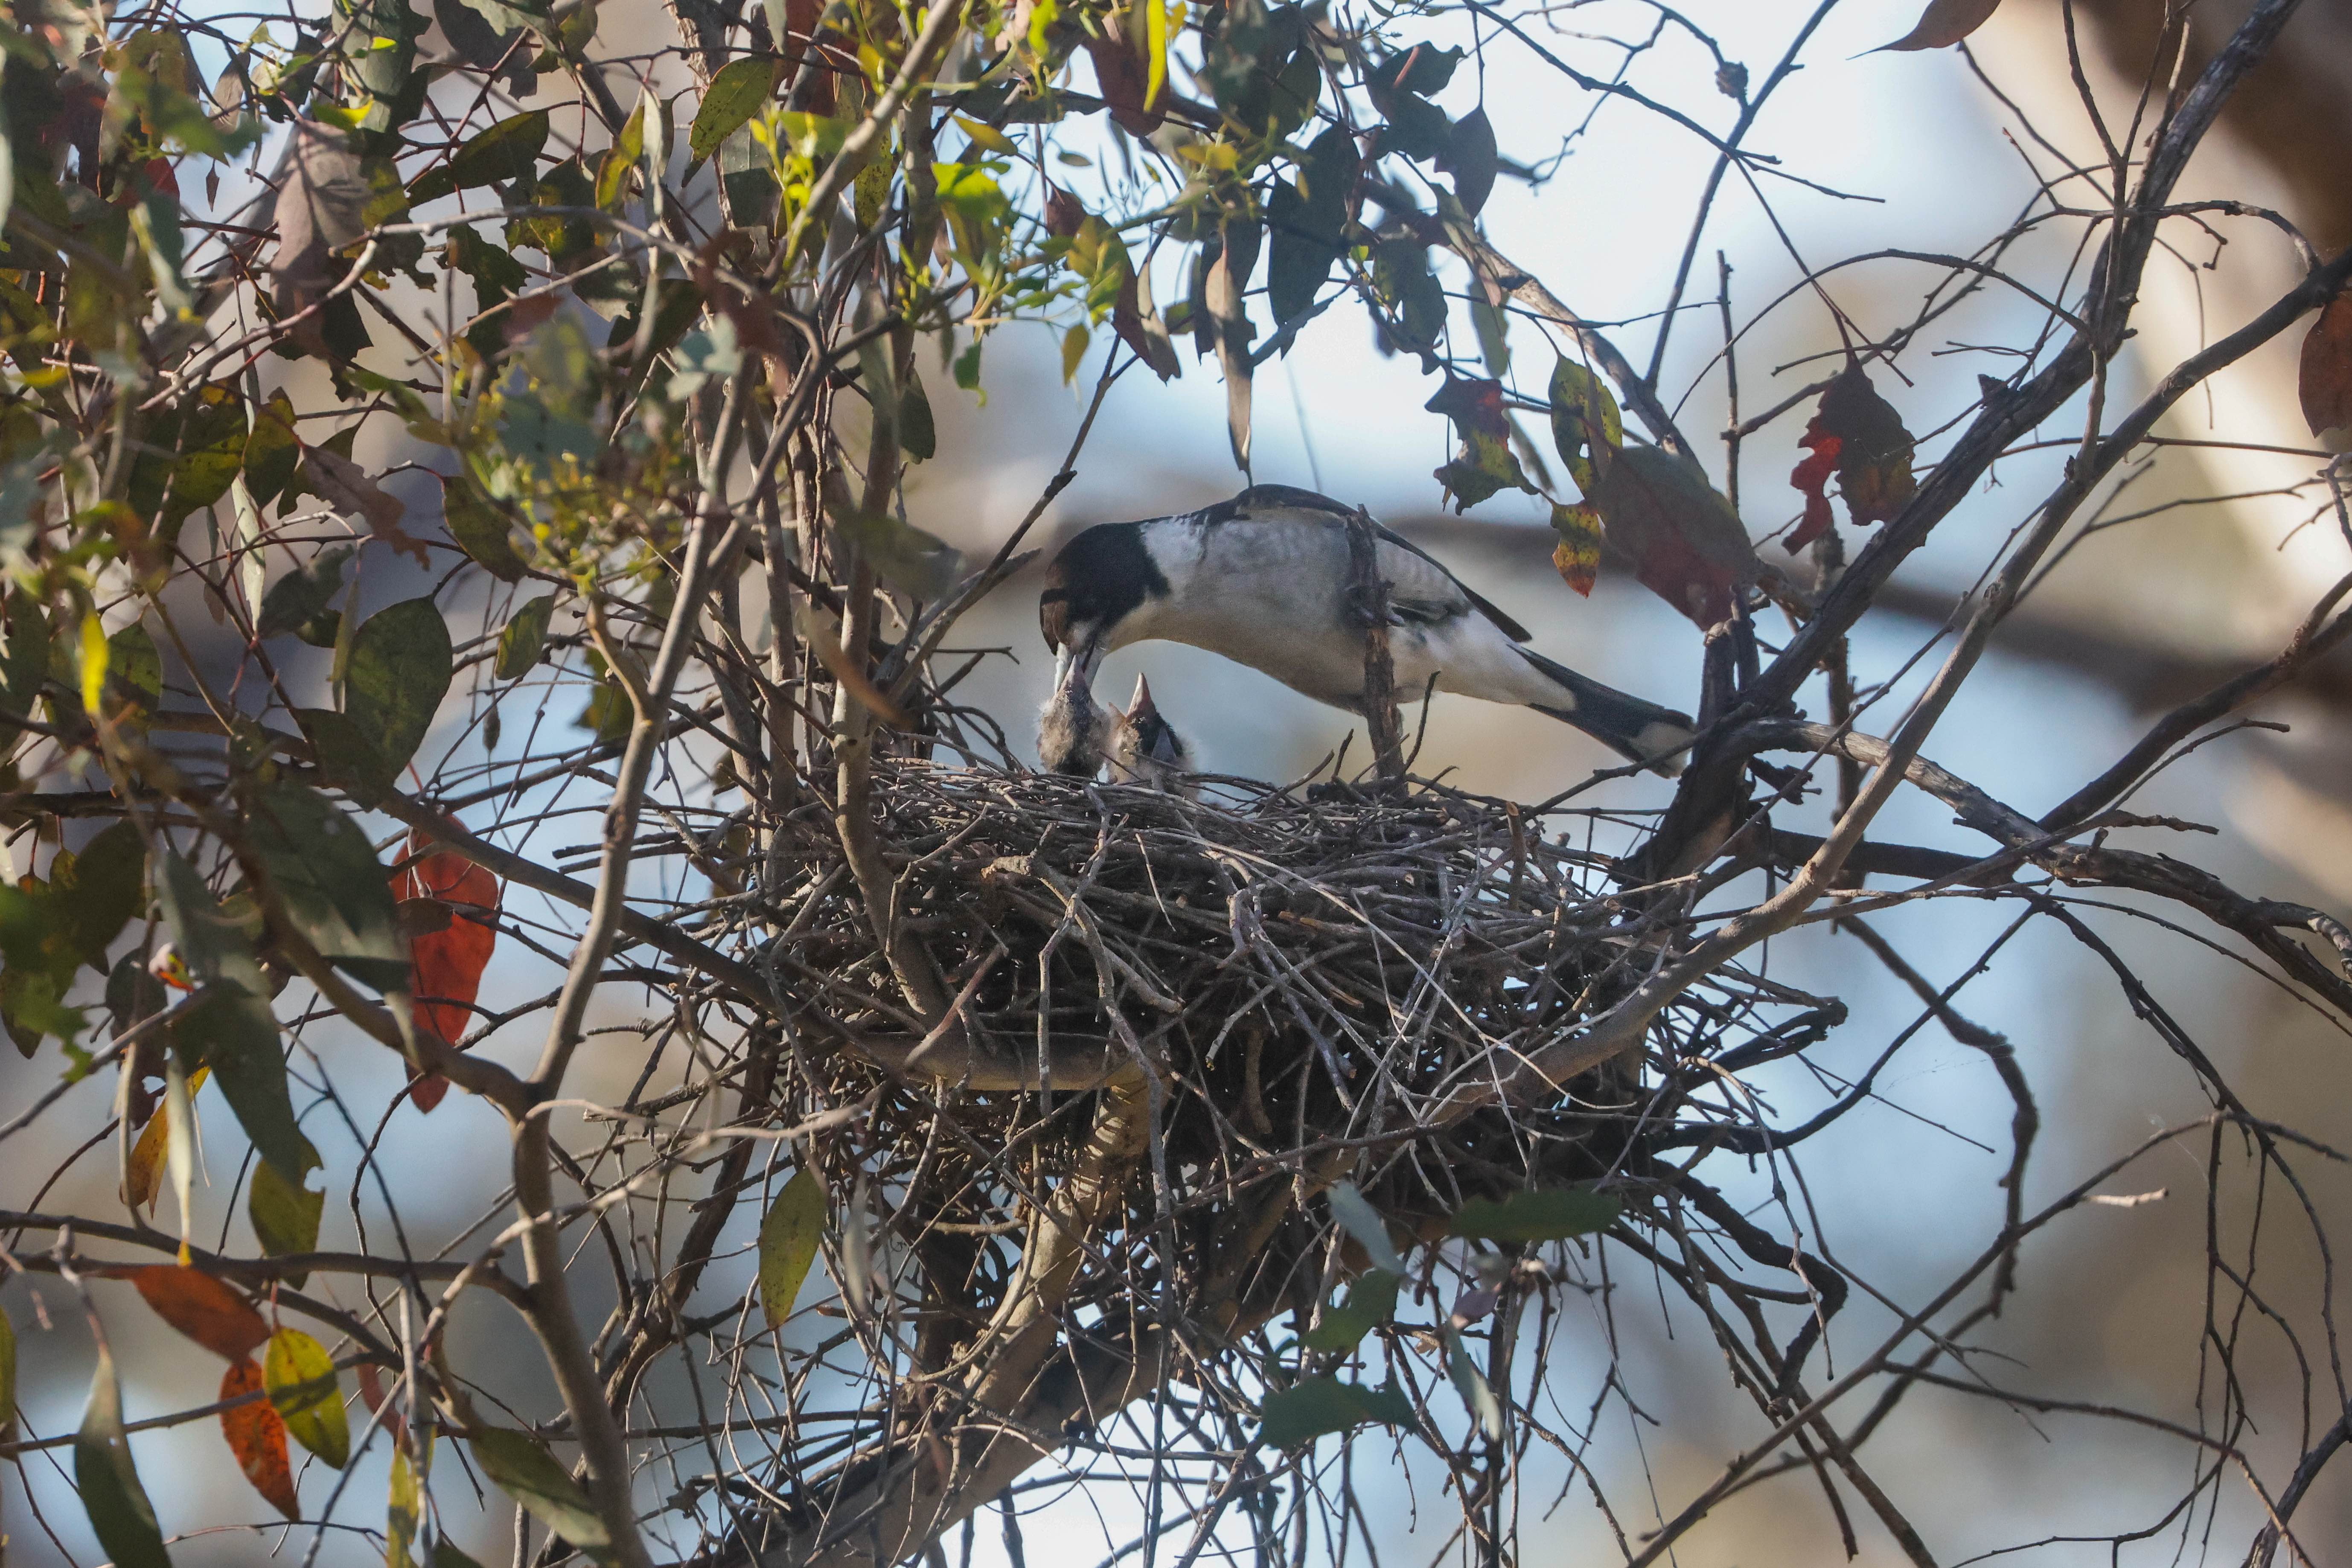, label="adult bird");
[1038,486,1693,776]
